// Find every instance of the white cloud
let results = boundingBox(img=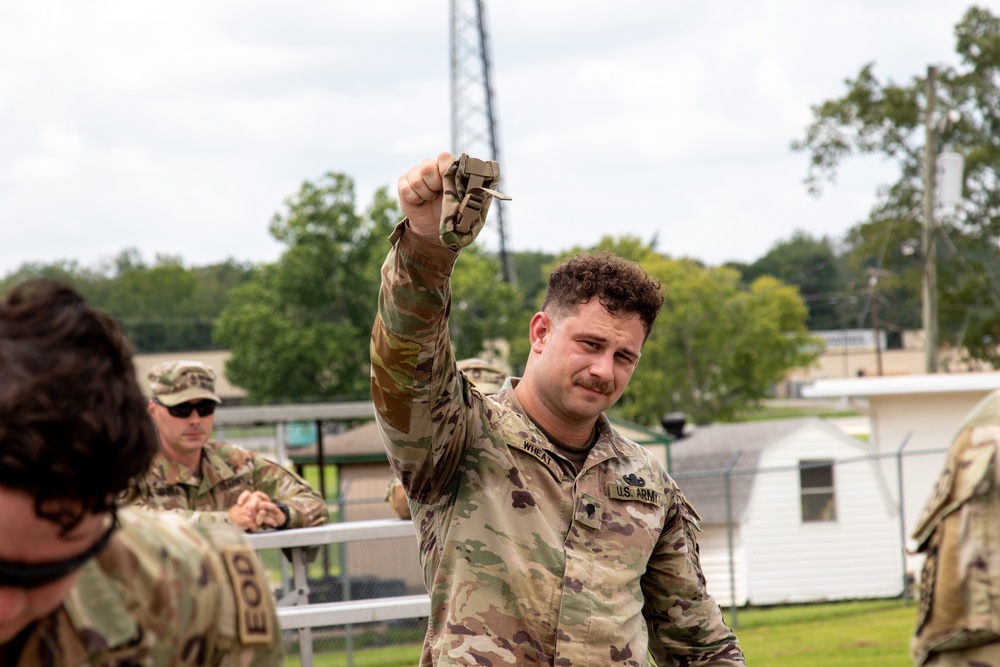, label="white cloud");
[0,0,995,275]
